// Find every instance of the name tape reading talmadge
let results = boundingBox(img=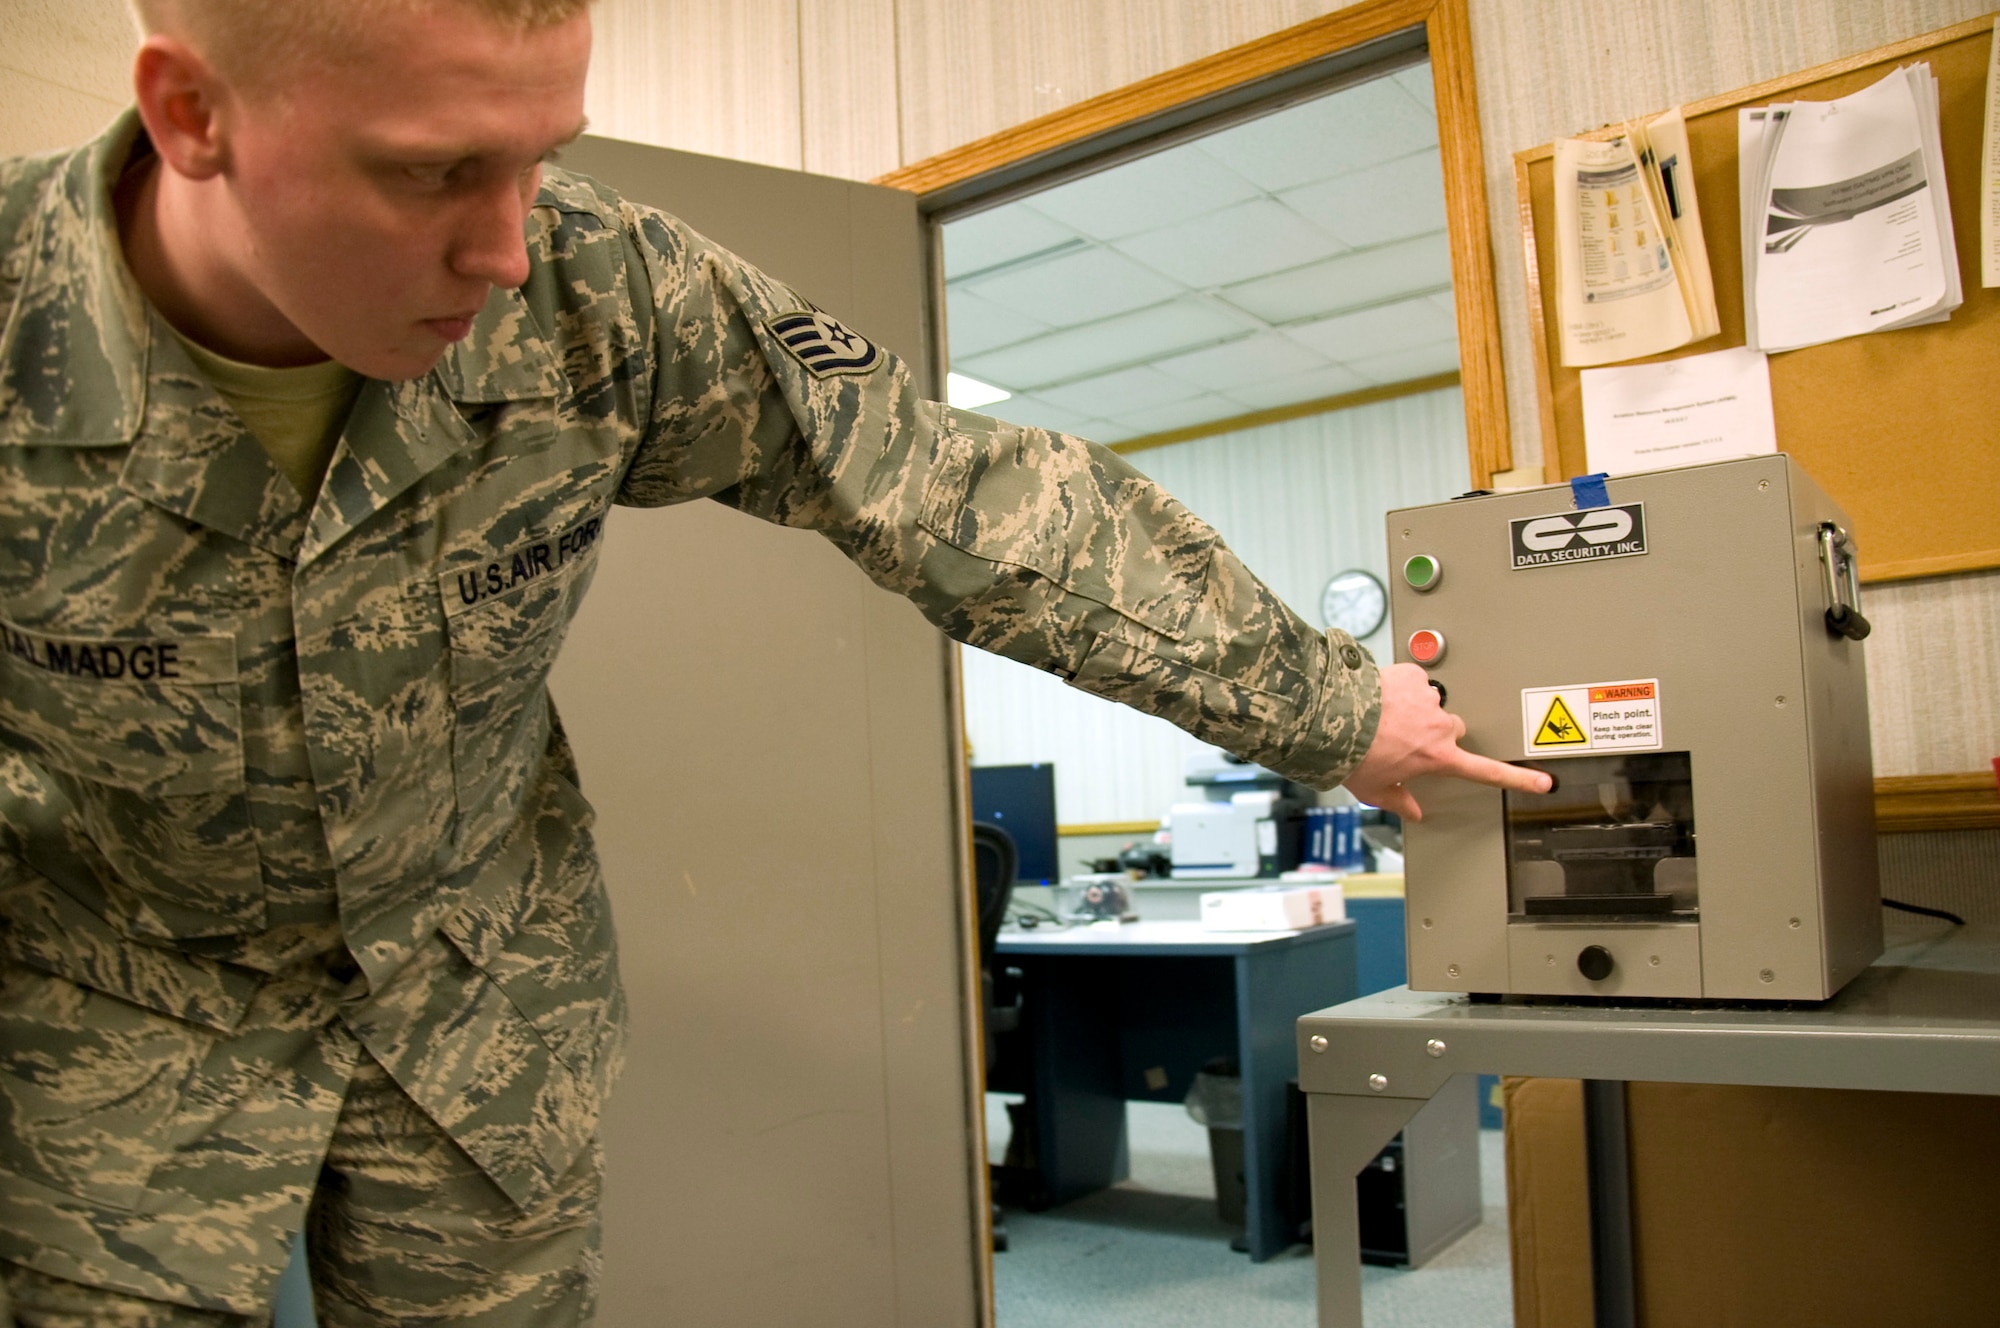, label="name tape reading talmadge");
[1522,678,1662,754]
[1,619,237,684]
